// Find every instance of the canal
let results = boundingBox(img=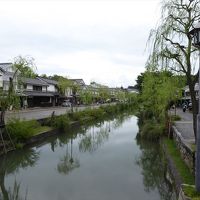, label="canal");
[0,114,176,200]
